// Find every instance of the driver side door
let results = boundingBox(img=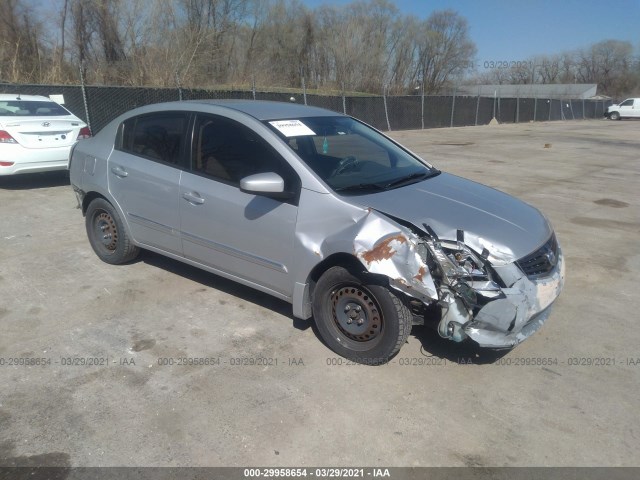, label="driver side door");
[179,113,300,297]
